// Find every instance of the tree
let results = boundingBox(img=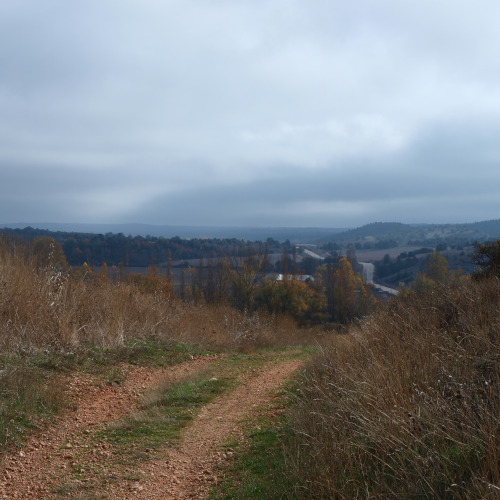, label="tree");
[180,264,186,301]
[324,258,336,321]
[353,273,376,317]
[99,261,109,287]
[333,257,356,323]
[279,248,290,275]
[255,278,327,325]
[213,260,230,304]
[346,245,358,269]
[470,240,500,278]
[227,245,268,311]
[411,272,436,293]
[167,249,173,283]
[425,251,448,283]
